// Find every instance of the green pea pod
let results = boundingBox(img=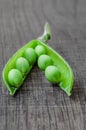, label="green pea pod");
[2,23,74,96]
